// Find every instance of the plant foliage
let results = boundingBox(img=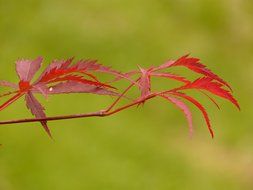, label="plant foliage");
[0,55,239,138]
